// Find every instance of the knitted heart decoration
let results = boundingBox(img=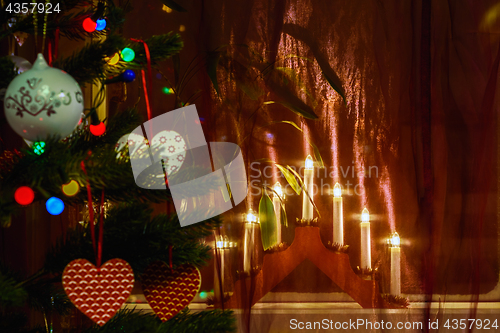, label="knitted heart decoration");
[142,261,201,321]
[62,259,134,326]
